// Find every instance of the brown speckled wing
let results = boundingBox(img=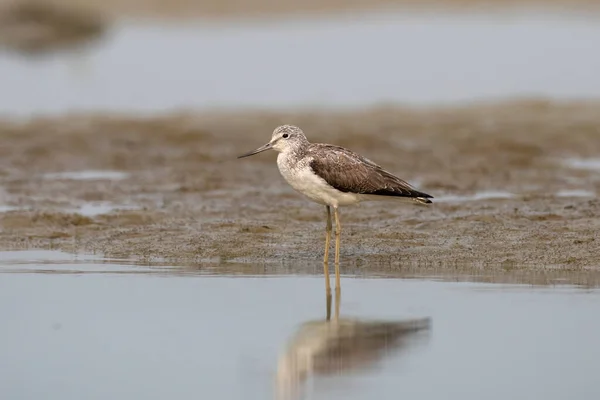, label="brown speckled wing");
[308,144,433,202]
